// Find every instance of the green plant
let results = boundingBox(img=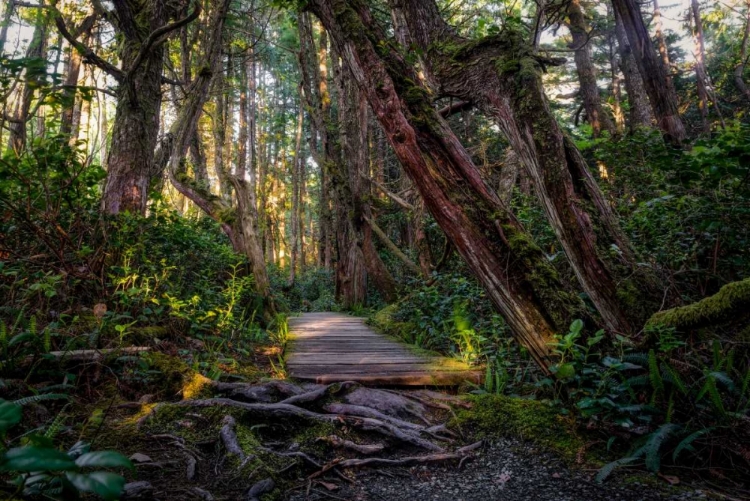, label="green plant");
[0,400,132,500]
